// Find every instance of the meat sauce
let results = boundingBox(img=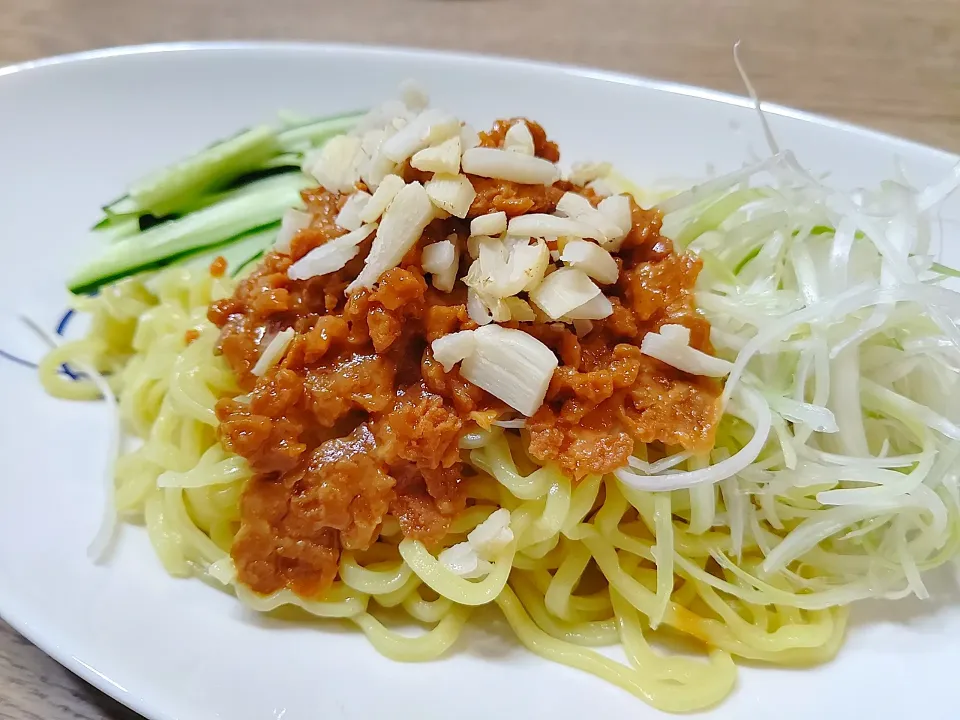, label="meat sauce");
[208,118,721,598]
